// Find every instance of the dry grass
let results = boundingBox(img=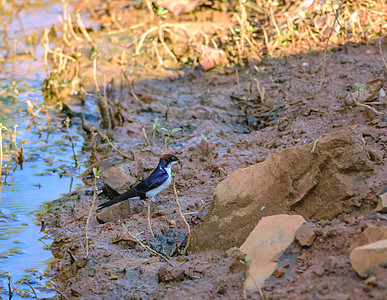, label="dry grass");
[33,0,386,101]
